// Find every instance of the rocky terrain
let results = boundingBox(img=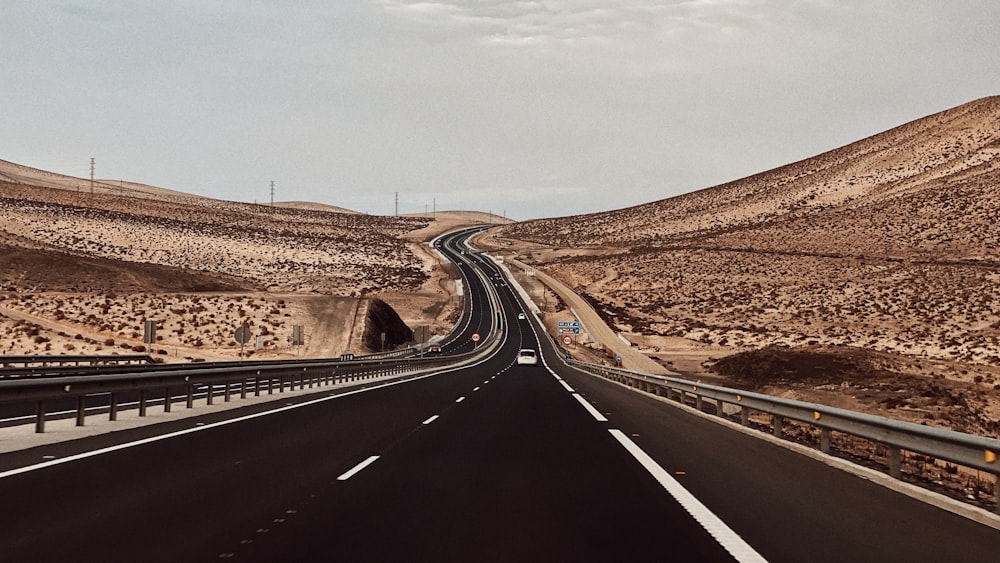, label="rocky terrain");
[0,161,494,360]
[480,96,1000,438]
